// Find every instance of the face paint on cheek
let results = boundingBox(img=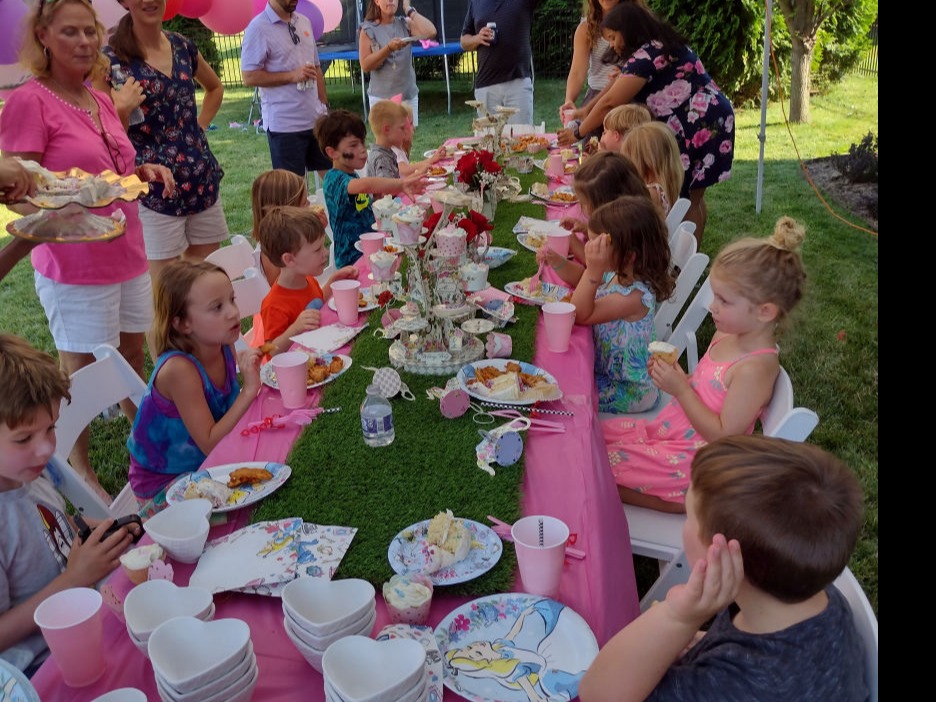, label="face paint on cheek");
[341,152,356,160]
